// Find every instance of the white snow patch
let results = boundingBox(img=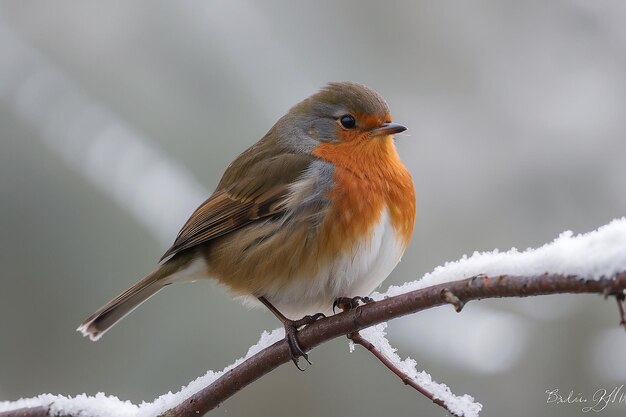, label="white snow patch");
[376,218,626,300]
[349,323,482,417]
